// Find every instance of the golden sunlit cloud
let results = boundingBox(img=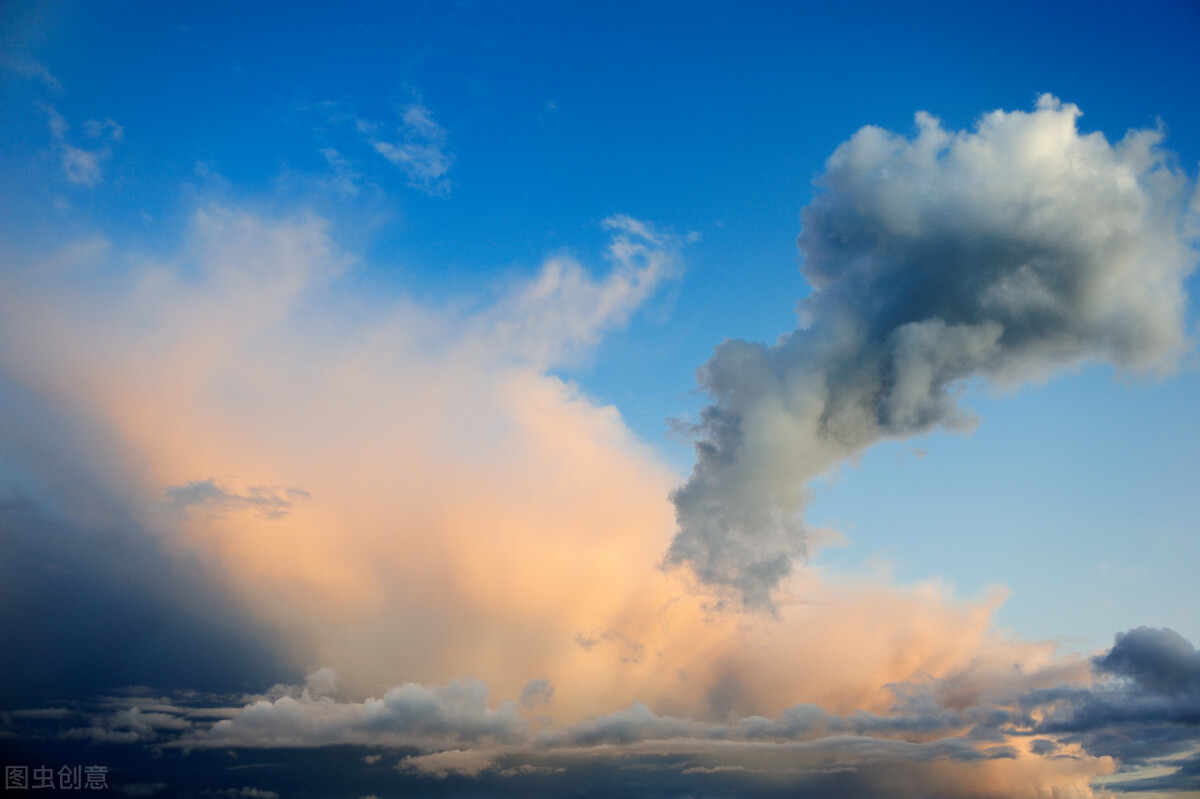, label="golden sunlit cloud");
[2,203,1090,726]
